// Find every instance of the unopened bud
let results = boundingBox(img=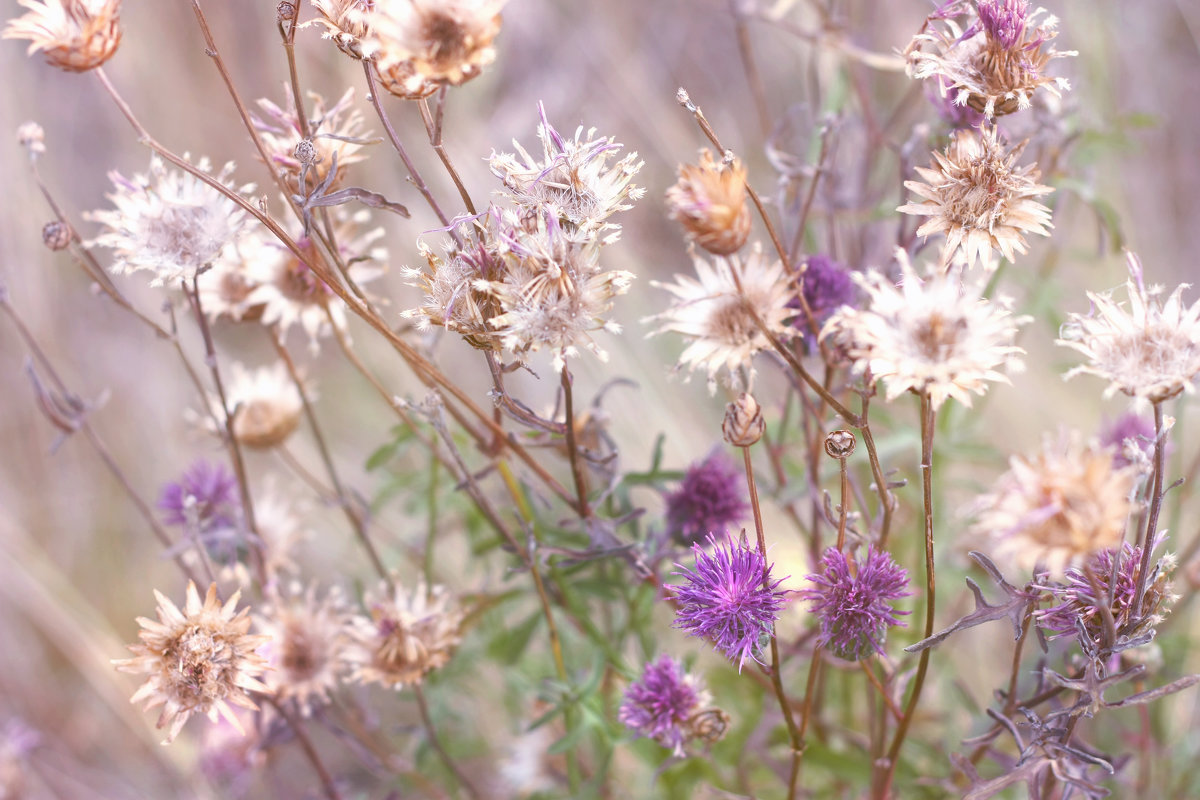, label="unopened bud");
[293,139,318,166]
[42,221,71,251]
[723,392,764,447]
[666,149,751,256]
[277,1,297,22]
[824,430,856,459]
